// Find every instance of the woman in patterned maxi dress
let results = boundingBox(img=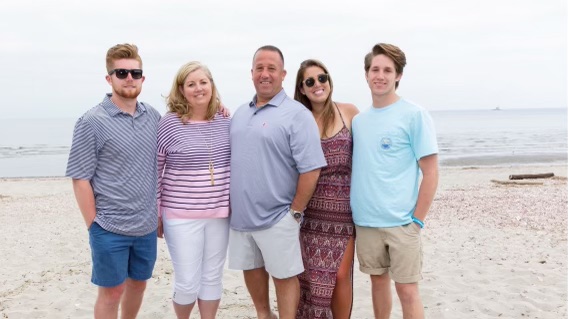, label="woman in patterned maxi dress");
[294,59,360,319]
